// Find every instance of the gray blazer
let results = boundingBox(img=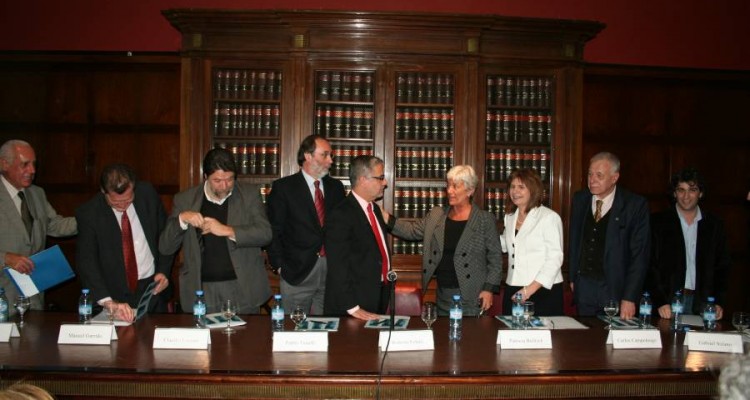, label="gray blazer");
[391,204,503,302]
[159,182,272,313]
[0,183,77,311]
